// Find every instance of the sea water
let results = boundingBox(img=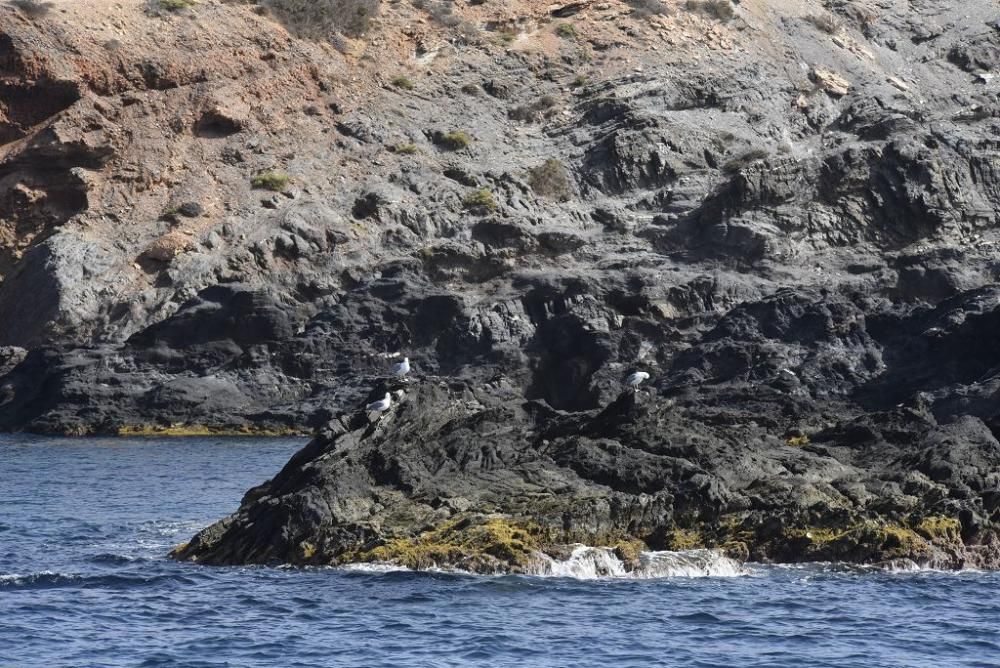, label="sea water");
[2,435,999,667]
